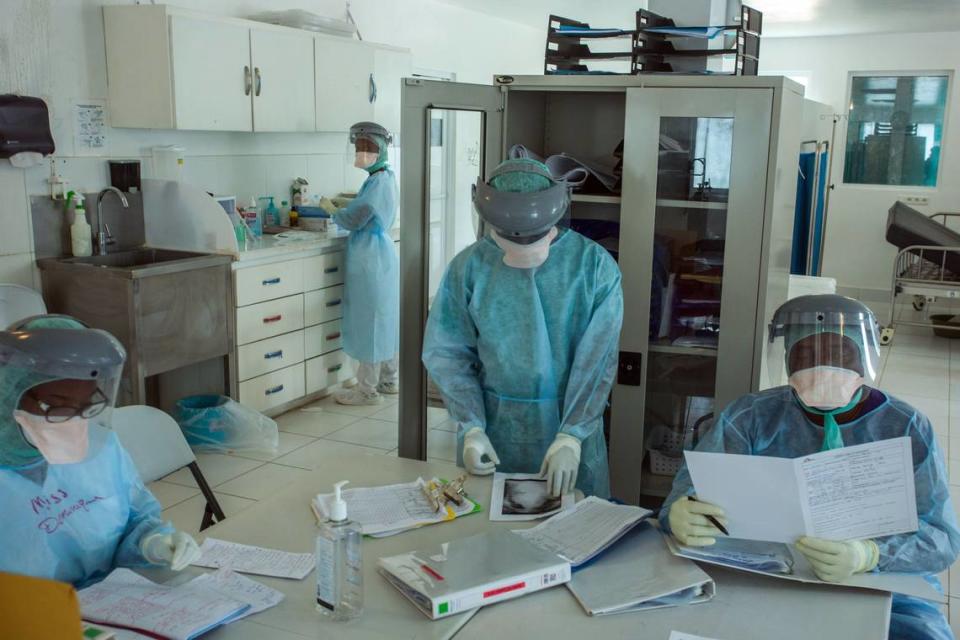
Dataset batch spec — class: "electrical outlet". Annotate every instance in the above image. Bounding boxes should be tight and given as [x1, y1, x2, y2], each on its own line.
[901, 195, 930, 206]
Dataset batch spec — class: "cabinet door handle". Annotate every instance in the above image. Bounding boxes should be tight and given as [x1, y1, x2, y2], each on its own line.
[264, 350, 283, 359]
[265, 384, 284, 396]
[369, 73, 377, 104]
[254, 67, 262, 96]
[263, 315, 282, 324]
[244, 65, 252, 96]
[262, 277, 281, 286]
[325, 299, 342, 307]
[324, 266, 339, 274]
[326, 332, 341, 341]
[328, 364, 343, 373]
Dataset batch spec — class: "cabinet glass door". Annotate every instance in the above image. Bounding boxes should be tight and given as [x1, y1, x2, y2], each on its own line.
[611, 88, 772, 505]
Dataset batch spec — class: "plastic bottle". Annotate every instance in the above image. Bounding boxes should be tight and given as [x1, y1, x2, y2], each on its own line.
[316, 481, 363, 621]
[243, 196, 262, 237]
[280, 200, 291, 227]
[265, 196, 280, 226]
[68, 192, 93, 257]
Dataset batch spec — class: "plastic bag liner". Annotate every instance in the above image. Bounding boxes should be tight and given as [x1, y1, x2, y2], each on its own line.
[175, 395, 279, 454]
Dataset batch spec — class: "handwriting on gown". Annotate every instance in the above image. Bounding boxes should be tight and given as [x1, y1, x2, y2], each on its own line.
[37, 495, 106, 534]
[31, 488, 69, 514]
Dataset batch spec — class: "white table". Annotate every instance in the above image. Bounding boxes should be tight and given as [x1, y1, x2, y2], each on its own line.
[148, 452, 891, 639]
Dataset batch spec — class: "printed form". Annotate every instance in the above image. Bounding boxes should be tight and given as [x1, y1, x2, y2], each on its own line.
[686, 437, 918, 543]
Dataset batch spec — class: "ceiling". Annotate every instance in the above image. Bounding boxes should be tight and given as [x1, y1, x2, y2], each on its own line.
[437, 0, 960, 38]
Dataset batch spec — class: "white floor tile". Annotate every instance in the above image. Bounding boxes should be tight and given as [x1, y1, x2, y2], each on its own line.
[301, 394, 395, 418]
[326, 418, 399, 450]
[272, 438, 387, 470]
[428, 407, 453, 428]
[949, 597, 960, 638]
[879, 370, 950, 400]
[433, 419, 457, 433]
[276, 409, 359, 437]
[950, 459, 960, 487]
[230, 431, 316, 462]
[886, 392, 949, 436]
[384, 448, 398, 457]
[147, 480, 200, 510]
[369, 403, 399, 423]
[883, 351, 950, 377]
[427, 429, 458, 463]
[214, 463, 313, 501]
[888, 333, 953, 357]
[161, 492, 256, 538]
[161, 453, 262, 489]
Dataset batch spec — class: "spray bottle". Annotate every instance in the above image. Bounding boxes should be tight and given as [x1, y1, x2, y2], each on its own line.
[66, 191, 92, 257]
[316, 480, 363, 620]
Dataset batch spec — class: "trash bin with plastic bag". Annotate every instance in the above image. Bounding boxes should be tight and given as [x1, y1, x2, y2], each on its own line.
[174, 395, 279, 454]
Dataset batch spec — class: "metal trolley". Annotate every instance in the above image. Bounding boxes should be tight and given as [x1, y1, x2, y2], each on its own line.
[882, 212, 960, 345]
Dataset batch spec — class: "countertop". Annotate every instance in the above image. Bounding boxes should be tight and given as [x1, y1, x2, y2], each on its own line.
[234, 227, 400, 268]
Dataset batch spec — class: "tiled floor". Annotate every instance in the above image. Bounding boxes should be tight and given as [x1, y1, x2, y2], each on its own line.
[149, 394, 457, 540]
[150, 302, 960, 633]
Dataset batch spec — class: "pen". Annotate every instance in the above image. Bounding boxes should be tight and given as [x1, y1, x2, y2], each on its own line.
[689, 496, 729, 536]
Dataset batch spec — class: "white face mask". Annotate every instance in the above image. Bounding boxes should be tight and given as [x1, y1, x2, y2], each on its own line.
[13, 411, 90, 464]
[491, 227, 558, 269]
[354, 151, 379, 169]
[788, 366, 864, 410]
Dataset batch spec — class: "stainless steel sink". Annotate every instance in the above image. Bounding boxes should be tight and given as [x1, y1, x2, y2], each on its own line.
[59, 248, 203, 268]
[41, 248, 231, 279]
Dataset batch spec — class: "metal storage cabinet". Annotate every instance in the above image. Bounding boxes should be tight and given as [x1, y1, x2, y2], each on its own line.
[399, 75, 803, 506]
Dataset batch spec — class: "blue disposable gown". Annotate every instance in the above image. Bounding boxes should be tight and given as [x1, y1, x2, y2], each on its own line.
[422, 229, 623, 498]
[0, 425, 171, 588]
[662, 386, 960, 640]
[333, 169, 399, 364]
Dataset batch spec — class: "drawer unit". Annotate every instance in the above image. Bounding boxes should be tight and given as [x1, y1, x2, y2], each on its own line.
[236, 295, 304, 345]
[305, 319, 342, 359]
[237, 330, 305, 381]
[235, 262, 304, 306]
[303, 251, 344, 290]
[238, 362, 305, 413]
[304, 285, 344, 326]
[306, 350, 351, 395]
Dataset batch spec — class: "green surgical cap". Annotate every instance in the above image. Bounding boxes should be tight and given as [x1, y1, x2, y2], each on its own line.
[489, 159, 553, 193]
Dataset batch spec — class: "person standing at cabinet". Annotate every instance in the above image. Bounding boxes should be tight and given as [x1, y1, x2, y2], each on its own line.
[333, 122, 400, 406]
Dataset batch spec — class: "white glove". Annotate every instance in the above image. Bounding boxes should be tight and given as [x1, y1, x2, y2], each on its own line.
[668, 495, 727, 547]
[141, 531, 202, 571]
[795, 536, 879, 582]
[539, 434, 581, 497]
[462, 427, 500, 476]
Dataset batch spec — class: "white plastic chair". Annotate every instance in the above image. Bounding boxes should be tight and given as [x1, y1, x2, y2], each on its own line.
[112, 405, 226, 530]
[0, 284, 47, 328]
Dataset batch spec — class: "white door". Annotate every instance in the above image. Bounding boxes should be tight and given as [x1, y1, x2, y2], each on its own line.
[373, 47, 412, 134]
[250, 29, 315, 132]
[315, 37, 374, 131]
[169, 16, 252, 131]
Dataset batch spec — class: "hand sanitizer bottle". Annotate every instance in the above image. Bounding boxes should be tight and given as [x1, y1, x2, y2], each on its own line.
[316, 480, 363, 620]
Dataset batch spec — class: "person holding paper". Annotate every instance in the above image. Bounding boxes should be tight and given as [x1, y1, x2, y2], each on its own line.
[422, 159, 623, 498]
[662, 295, 960, 640]
[0, 316, 201, 588]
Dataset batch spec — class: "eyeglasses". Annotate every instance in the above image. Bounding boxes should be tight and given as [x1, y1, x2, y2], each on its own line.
[27, 388, 109, 423]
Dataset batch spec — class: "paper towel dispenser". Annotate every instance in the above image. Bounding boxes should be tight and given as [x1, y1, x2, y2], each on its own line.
[0, 95, 55, 165]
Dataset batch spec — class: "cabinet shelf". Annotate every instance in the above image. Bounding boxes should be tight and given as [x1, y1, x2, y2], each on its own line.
[649, 344, 718, 357]
[571, 194, 622, 204]
[656, 198, 727, 210]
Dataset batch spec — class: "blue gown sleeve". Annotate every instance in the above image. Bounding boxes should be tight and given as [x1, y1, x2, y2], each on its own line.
[422, 258, 487, 431]
[333, 174, 387, 231]
[659, 409, 752, 534]
[559, 252, 624, 441]
[875, 414, 960, 573]
[110, 436, 173, 568]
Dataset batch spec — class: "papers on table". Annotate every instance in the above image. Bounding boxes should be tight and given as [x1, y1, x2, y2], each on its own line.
[490, 472, 574, 522]
[515, 496, 652, 566]
[191, 538, 314, 580]
[187, 569, 284, 621]
[685, 437, 918, 543]
[313, 477, 481, 536]
[78, 569, 250, 640]
[567, 522, 714, 615]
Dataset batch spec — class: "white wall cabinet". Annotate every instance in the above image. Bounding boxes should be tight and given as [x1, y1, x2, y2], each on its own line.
[104, 6, 408, 134]
[315, 38, 375, 131]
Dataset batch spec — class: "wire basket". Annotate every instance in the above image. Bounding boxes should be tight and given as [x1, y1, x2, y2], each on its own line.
[648, 447, 683, 476]
[645, 424, 686, 476]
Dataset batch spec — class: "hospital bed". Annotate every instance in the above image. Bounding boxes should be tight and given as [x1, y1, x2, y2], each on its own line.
[882, 201, 960, 344]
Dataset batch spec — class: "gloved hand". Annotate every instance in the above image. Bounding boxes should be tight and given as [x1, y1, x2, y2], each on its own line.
[462, 427, 500, 476]
[539, 434, 581, 497]
[668, 495, 727, 547]
[140, 531, 202, 571]
[795, 536, 879, 582]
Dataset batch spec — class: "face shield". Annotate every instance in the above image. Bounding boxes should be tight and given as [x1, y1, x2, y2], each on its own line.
[766, 295, 881, 391]
[346, 121, 394, 180]
[472, 159, 571, 244]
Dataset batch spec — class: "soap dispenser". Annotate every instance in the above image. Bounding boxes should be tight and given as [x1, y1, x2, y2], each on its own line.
[316, 480, 363, 620]
[67, 191, 92, 257]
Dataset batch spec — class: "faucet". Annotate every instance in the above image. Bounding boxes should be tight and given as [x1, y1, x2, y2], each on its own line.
[95, 187, 128, 256]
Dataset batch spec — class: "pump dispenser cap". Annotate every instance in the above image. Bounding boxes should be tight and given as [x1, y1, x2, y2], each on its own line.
[331, 480, 349, 521]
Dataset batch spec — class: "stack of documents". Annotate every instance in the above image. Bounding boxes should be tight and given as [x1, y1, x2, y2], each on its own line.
[314, 478, 480, 537]
[378, 530, 570, 620]
[191, 538, 314, 579]
[515, 496, 652, 567]
[567, 522, 715, 615]
[78, 568, 283, 640]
